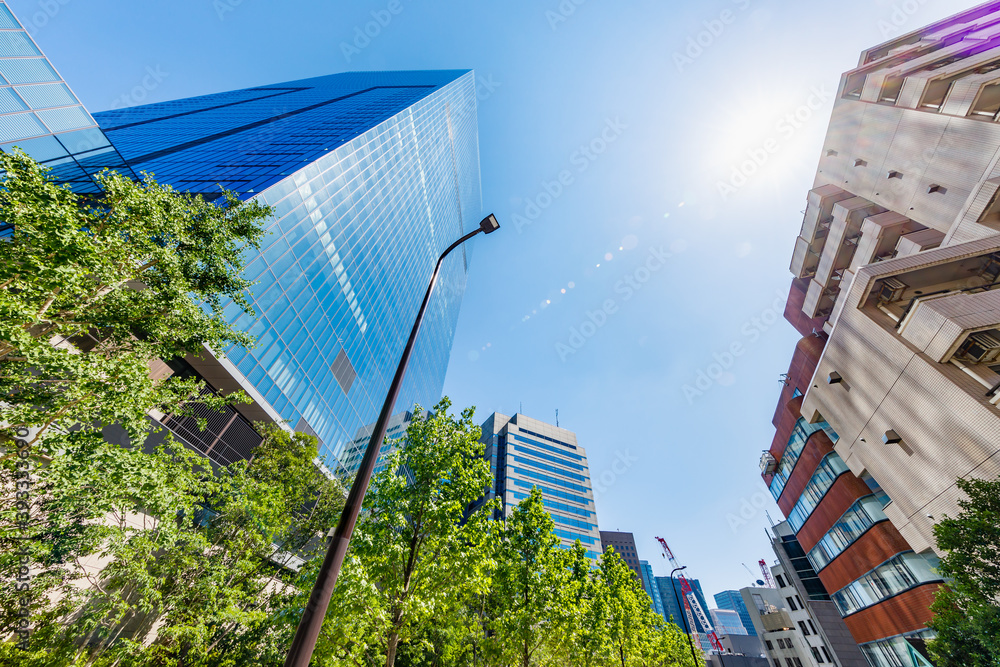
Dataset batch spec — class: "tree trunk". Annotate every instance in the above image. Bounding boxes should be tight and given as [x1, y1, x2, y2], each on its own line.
[385, 604, 405, 667]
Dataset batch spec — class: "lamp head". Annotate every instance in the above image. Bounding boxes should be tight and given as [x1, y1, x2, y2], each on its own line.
[479, 213, 500, 234]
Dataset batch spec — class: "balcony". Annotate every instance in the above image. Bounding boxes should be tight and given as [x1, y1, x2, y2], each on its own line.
[760, 609, 794, 632]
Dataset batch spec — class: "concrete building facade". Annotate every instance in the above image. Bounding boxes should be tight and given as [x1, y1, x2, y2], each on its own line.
[762, 3, 1000, 664]
[599, 530, 644, 581]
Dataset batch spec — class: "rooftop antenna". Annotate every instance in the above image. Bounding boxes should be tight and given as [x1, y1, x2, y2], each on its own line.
[765, 510, 776, 527]
[519, 401, 522, 415]
[556, 409, 559, 427]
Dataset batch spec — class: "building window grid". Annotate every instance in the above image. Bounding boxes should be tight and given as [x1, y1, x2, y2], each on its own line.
[787, 452, 850, 531]
[832, 552, 942, 616]
[769, 419, 839, 500]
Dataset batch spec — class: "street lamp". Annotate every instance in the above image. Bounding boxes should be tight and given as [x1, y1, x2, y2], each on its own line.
[284, 213, 501, 667]
[670, 566, 702, 667]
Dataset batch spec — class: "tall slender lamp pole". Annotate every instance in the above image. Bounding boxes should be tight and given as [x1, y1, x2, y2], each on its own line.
[284, 214, 501, 667]
[670, 566, 702, 667]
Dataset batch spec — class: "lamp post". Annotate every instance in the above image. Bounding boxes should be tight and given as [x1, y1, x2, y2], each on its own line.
[670, 566, 702, 667]
[284, 214, 501, 667]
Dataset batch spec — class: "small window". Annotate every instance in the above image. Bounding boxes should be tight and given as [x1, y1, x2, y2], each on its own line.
[786, 596, 798, 611]
[794, 659, 803, 667]
[822, 646, 833, 662]
[970, 82, 1000, 119]
[766, 640, 774, 651]
[785, 659, 796, 667]
[798, 621, 810, 635]
[776, 574, 787, 588]
[796, 595, 803, 608]
[808, 620, 817, 634]
[812, 647, 824, 663]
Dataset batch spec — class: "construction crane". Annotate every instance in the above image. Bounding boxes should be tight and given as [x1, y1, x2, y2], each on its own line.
[655, 536, 725, 654]
[759, 559, 777, 588]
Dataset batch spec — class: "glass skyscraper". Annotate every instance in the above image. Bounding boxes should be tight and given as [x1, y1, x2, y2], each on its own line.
[479, 413, 603, 561]
[714, 590, 758, 637]
[639, 560, 666, 620]
[0, 1, 483, 472]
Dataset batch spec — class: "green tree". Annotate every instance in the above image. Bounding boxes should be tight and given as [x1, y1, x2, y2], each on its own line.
[317, 399, 497, 667]
[592, 547, 661, 667]
[0, 148, 269, 452]
[929, 477, 1000, 667]
[486, 487, 571, 667]
[0, 424, 344, 666]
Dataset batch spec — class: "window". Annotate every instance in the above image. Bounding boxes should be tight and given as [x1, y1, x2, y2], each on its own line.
[796, 595, 803, 608]
[794, 659, 803, 667]
[822, 646, 833, 662]
[785, 659, 795, 667]
[786, 596, 798, 611]
[808, 620, 817, 635]
[798, 621, 810, 636]
[768, 419, 840, 500]
[765, 640, 774, 651]
[812, 647, 824, 663]
[808, 494, 892, 570]
[833, 552, 943, 616]
[776, 574, 787, 588]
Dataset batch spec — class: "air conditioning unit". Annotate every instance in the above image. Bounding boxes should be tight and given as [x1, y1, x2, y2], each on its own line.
[877, 277, 907, 304]
[760, 451, 777, 474]
[956, 332, 1000, 364]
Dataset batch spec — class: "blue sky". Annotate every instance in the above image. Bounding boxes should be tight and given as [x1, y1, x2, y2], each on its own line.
[14, 0, 973, 602]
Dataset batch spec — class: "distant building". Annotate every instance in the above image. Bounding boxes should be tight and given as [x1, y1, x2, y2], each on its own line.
[656, 574, 713, 651]
[599, 531, 644, 582]
[479, 413, 602, 561]
[715, 590, 757, 637]
[710, 608, 748, 636]
[336, 411, 415, 481]
[639, 560, 665, 620]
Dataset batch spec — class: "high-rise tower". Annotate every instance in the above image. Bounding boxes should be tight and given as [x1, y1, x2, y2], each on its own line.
[479, 412, 603, 561]
[1, 0, 484, 472]
[761, 2, 1000, 663]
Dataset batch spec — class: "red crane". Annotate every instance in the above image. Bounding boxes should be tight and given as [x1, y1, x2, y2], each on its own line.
[759, 559, 776, 588]
[655, 536, 725, 654]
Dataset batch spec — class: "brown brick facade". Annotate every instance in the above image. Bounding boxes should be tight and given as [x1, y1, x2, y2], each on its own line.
[842, 584, 940, 645]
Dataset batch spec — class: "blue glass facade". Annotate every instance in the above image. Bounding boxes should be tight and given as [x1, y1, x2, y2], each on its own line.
[1, 12, 484, 471]
[86, 70, 482, 470]
[714, 590, 758, 637]
[656, 576, 710, 632]
[639, 560, 666, 620]
[0, 0, 136, 216]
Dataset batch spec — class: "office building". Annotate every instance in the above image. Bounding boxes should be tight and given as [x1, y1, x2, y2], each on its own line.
[479, 413, 603, 560]
[741, 586, 824, 667]
[760, 3, 1000, 664]
[599, 530, 644, 582]
[715, 590, 759, 637]
[0, 0, 137, 236]
[336, 411, 415, 481]
[656, 574, 713, 650]
[711, 608, 748, 636]
[640, 560, 666, 619]
[769, 522, 868, 667]
[0, 0, 484, 472]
